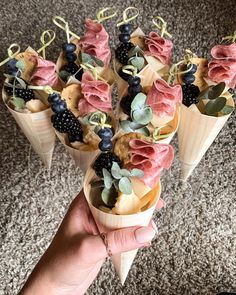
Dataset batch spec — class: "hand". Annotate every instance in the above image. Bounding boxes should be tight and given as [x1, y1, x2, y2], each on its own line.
[19, 190, 163, 295]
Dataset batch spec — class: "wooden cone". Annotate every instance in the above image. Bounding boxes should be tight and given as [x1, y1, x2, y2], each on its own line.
[56, 132, 98, 175]
[84, 168, 161, 284]
[178, 97, 234, 181]
[2, 91, 55, 168]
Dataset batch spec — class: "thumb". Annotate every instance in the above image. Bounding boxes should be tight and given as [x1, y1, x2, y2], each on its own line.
[85, 226, 156, 262]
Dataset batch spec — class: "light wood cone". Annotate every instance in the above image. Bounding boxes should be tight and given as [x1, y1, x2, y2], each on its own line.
[178, 97, 234, 181]
[84, 168, 161, 284]
[2, 90, 55, 169]
[56, 132, 98, 175]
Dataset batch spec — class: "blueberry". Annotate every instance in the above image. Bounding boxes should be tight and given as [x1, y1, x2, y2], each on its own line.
[48, 93, 62, 105]
[99, 140, 113, 152]
[119, 33, 130, 43]
[51, 100, 67, 113]
[6, 58, 18, 74]
[183, 74, 195, 85]
[68, 132, 83, 142]
[119, 23, 132, 34]
[66, 53, 77, 63]
[97, 128, 113, 140]
[128, 84, 142, 96]
[128, 76, 141, 86]
[184, 64, 197, 74]
[62, 43, 76, 53]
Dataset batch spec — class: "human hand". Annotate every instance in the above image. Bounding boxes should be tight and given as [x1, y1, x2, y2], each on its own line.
[20, 190, 163, 295]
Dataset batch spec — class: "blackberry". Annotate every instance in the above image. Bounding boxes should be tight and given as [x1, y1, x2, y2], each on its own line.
[51, 109, 83, 140]
[4, 79, 35, 102]
[62, 62, 79, 75]
[115, 42, 134, 65]
[68, 132, 83, 143]
[182, 84, 200, 107]
[93, 152, 122, 177]
[120, 95, 134, 115]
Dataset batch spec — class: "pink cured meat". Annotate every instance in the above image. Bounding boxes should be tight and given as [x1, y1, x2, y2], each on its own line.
[144, 31, 173, 65]
[79, 72, 112, 116]
[30, 56, 60, 88]
[208, 43, 236, 88]
[146, 78, 182, 117]
[127, 139, 174, 188]
[79, 18, 111, 66]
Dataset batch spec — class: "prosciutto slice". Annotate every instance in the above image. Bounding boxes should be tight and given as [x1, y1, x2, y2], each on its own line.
[79, 72, 112, 116]
[144, 32, 173, 65]
[208, 43, 236, 88]
[30, 56, 60, 88]
[79, 19, 111, 66]
[127, 139, 174, 188]
[146, 78, 182, 117]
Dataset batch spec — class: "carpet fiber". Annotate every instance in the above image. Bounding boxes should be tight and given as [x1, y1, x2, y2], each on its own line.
[0, 0, 236, 294]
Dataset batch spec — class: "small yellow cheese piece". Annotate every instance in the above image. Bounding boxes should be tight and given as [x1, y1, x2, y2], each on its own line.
[26, 99, 48, 113]
[151, 113, 174, 128]
[131, 178, 152, 199]
[113, 190, 142, 215]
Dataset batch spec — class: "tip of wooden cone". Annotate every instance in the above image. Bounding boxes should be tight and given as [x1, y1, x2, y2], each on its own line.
[180, 162, 197, 181]
[112, 250, 138, 285]
[38, 149, 54, 169]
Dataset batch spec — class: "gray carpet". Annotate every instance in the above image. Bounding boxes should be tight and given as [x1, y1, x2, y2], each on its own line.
[0, 0, 236, 294]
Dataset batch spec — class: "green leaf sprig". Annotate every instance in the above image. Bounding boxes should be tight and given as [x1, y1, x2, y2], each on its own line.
[99, 162, 144, 207]
[127, 45, 145, 71]
[198, 82, 234, 116]
[120, 93, 153, 135]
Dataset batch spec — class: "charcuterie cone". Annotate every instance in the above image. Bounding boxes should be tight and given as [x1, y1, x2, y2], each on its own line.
[178, 96, 234, 181]
[84, 168, 161, 284]
[2, 90, 55, 168]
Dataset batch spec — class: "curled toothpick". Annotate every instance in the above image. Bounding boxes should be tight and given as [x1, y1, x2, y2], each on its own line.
[89, 111, 111, 128]
[122, 65, 138, 76]
[117, 6, 139, 27]
[153, 16, 172, 38]
[95, 7, 117, 23]
[80, 63, 107, 82]
[0, 44, 21, 67]
[52, 16, 80, 43]
[37, 30, 56, 59]
[28, 85, 57, 94]
[222, 30, 236, 44]
[168, 49, 196, 84]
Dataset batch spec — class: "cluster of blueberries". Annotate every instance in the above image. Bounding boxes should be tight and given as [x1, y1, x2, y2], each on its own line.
[182, 64, 198, 84]
[61, 43, 83, 80]
[97, 127, 114, 152]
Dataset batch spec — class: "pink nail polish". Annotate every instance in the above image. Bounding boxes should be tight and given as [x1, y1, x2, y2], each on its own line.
[135, 227, 155, 244]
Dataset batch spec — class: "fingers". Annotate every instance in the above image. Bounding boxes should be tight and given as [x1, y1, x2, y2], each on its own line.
[155, 198, 166, 210]
[84, 225, 156, 262]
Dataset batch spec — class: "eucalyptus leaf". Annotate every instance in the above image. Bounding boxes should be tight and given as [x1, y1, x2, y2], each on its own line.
[111, 162, 122, 179]
[208, 82, 226, 100]
[135, 126, 150, 136]
[16, 60, 25, 71]
[132, 106, 153, 125]
[120, 120, 134, 132]
[101, 187, 118, 207]
[120, 169, 131, 177]
[15, 77, 27, 89]
[220, 104, 234, 115]
[198, 87, 209, 99]
[12, 97, 25, 109]
[102, 168, 113, 189]
[129, 56, 145, 71]
[205, 96, 227, 115]
[91, 55, 104, 67]
[118, 177, 132, 194]
[130, 168, 144, 178]
[59, 70, 70, 81]
[131, 93, 147, 110]
[81, 52, 94, 65]
[129, 121, 145, 129]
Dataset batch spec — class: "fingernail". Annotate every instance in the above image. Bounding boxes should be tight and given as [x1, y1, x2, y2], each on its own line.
[135, 227, 156, 244]
[151, 220, 158, 235]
